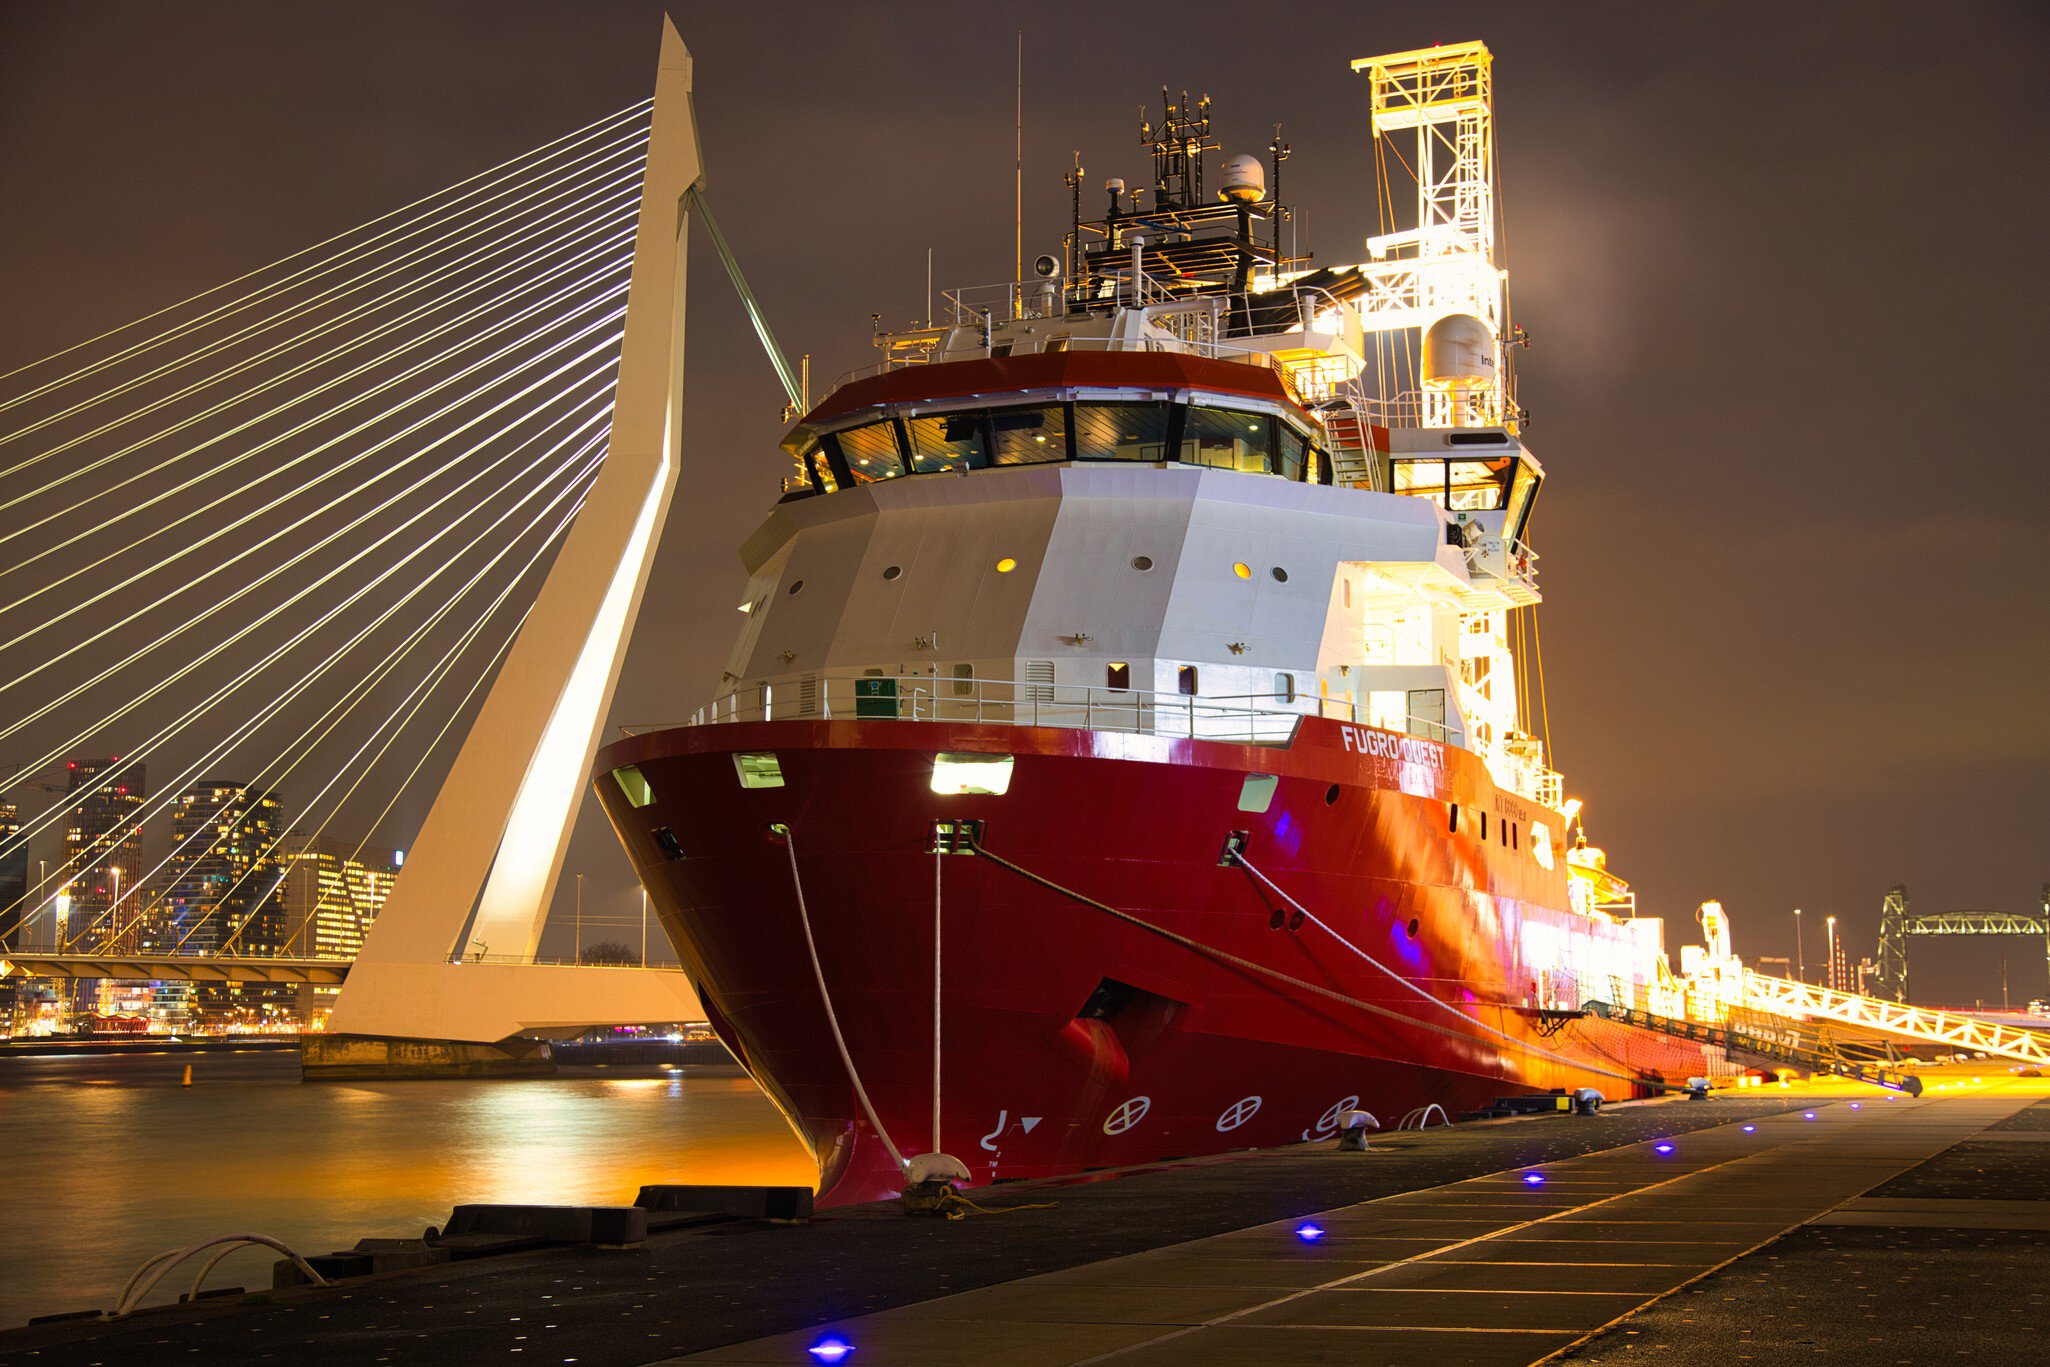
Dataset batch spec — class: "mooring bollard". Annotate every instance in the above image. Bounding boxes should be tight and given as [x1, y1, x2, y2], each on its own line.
[1335, 1109, 1381, 1151]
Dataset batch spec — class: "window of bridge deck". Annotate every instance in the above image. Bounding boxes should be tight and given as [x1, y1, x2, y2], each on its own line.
[990, 405, 1069, 464]
[1393, 457, 1448, 506]
[1275, 423, 1308, 482]
[1071, 402, 1172, 461]
[830, 420, 905, 482]
[1448, 456, 1514, 512]
[906, 412, 986, 473]
[1182, 406, 1272, 474]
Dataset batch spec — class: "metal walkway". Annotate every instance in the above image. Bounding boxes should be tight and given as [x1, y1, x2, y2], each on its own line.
[1741, 971, 2050, 1067]
[1581, 998, 1922, 1093]
[0, 952, 349, 985]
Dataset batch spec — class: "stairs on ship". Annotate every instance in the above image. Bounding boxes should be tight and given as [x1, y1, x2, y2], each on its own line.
[1321, 405, 1383, 491]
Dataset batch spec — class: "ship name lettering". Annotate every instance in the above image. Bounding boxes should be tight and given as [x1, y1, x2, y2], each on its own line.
[1338, 725, 1444, 768]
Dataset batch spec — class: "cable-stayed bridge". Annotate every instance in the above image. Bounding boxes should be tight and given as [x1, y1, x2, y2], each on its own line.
[0, 24, 717, 1053]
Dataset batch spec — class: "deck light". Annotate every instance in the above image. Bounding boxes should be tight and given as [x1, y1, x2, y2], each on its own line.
[1654, 1143, 1675, 1154]
[1295, 1223, 1325, 1242]
[1850, 1102, 1861, 1110]
[808, 1337, 855, 1363]
[1803, 1111, 1816, 1120]
[1742, 1124, 1756, 1133]
[1523, 1172, 1545, 1186]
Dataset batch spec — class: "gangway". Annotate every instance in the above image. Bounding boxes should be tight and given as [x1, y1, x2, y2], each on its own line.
[1741, 971, 2050, 1067]
[1582, 998, 1923, 1094]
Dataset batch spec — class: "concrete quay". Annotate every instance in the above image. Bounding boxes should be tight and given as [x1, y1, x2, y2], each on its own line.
[5, 1073, 2046, 1366]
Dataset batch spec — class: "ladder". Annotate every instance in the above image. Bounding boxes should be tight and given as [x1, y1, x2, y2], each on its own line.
[1321, 403, 1383, 491]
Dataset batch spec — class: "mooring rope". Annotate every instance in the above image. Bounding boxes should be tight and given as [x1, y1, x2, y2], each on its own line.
[775, 824, 908, 1172]
[967, 833, 1652, 1089]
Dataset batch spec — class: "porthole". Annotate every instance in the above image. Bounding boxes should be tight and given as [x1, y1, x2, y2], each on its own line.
[1232, 561, 1252, 580]
[882, 565, 902, 581]
[1131, 555, 1154, 572]
[995, 557, 1018, 573]
[787, 580, 804, 595]
[1406, 917, 1421, 939]
[1324, 783, 1341, 806]
[1271, 566, 1289, 583]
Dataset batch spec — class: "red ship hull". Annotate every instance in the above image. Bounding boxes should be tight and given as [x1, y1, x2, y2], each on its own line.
[593, 716, 1713, 1205]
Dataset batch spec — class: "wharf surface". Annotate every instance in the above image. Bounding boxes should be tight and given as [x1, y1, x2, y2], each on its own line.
[5, 1072, 2047, 1366]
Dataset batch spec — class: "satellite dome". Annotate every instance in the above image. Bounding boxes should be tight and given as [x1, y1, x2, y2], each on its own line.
[1218, 154, 1266, 203]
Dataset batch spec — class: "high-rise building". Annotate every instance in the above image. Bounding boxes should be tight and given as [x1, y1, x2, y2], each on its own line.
[59, 758, 146, 954]
[0, 800, 26, 952]
[272, 835, 399, 1027]
[145, 781, 287, 956]
[272, 835, 399, 959]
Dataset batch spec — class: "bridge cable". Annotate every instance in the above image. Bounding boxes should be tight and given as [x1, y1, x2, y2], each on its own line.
[0, 145, 645, 502]
[0, 345, 622, 821]
[0, 307, 627, 731]
[0, 224, 634, 624]
[0, 99, 650, 408]
[58, 416, 608, 950]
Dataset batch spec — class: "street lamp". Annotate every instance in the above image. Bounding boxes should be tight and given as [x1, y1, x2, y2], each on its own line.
[1826, 914, 1838, 993]
[1794, 908, 1805, 983]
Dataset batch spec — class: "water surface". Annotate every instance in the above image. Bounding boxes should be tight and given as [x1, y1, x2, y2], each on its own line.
[0, 1048, 813, 1327]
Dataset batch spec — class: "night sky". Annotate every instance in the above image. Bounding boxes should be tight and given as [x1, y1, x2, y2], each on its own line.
[3, 2, 2046, 1004]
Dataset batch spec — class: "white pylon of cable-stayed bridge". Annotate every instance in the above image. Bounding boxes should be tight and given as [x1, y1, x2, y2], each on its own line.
[329, 19, 701, 1041]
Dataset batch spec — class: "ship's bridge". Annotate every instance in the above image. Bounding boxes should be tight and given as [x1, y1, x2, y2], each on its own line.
[777, 350, 1344, 495]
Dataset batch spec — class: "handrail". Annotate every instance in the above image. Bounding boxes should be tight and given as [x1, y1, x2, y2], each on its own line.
[111, 1233, 327, 1318]
[643, 673, 1482, 756]
[1741, 971, 2050, 1066]
[829, 331, 1313, 397]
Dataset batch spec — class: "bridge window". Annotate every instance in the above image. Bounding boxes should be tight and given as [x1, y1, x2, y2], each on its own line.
[831, 421, 905, 481]
[951, 663, 975, 696]
[805, 448, 842, 493]
[1178, 665, 1199, 695]
[1183, 407, 1272, 474]
[1450, 457, 1513, 511]
[1393, 457, 1447, 506]
[1106, 661, 1131, 690]
[1071, 402, 1172, 460]
[1273, 672, 1295, 703]
[990, 405, 1068, 464]
[1275, 424, 1307, 481]
[906, 412, 986, 473]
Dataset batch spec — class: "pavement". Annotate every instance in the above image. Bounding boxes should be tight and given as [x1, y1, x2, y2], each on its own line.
[5, 1070, 2046, 1366]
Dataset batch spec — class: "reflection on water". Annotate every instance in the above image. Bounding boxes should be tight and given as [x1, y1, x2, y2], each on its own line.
[0, 1049, 815, 1327]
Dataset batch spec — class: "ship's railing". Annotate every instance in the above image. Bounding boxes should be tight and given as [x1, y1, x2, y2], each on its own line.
[829, 331, 1309, 401]
[1361, 386, 1520, 433]
[675, 674, 1337, 744]
[833, 276, 1371, 406]
[627, 675, 1590, 807]
[657, 677, 1478, 753]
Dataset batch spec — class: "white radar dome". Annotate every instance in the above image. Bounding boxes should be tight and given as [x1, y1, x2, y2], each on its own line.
[1423, 313, 1498, 387]
[1218, 154, 1266, 203]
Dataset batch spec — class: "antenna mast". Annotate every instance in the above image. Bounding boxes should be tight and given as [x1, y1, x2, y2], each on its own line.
[1014, 31, 1024, 301]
